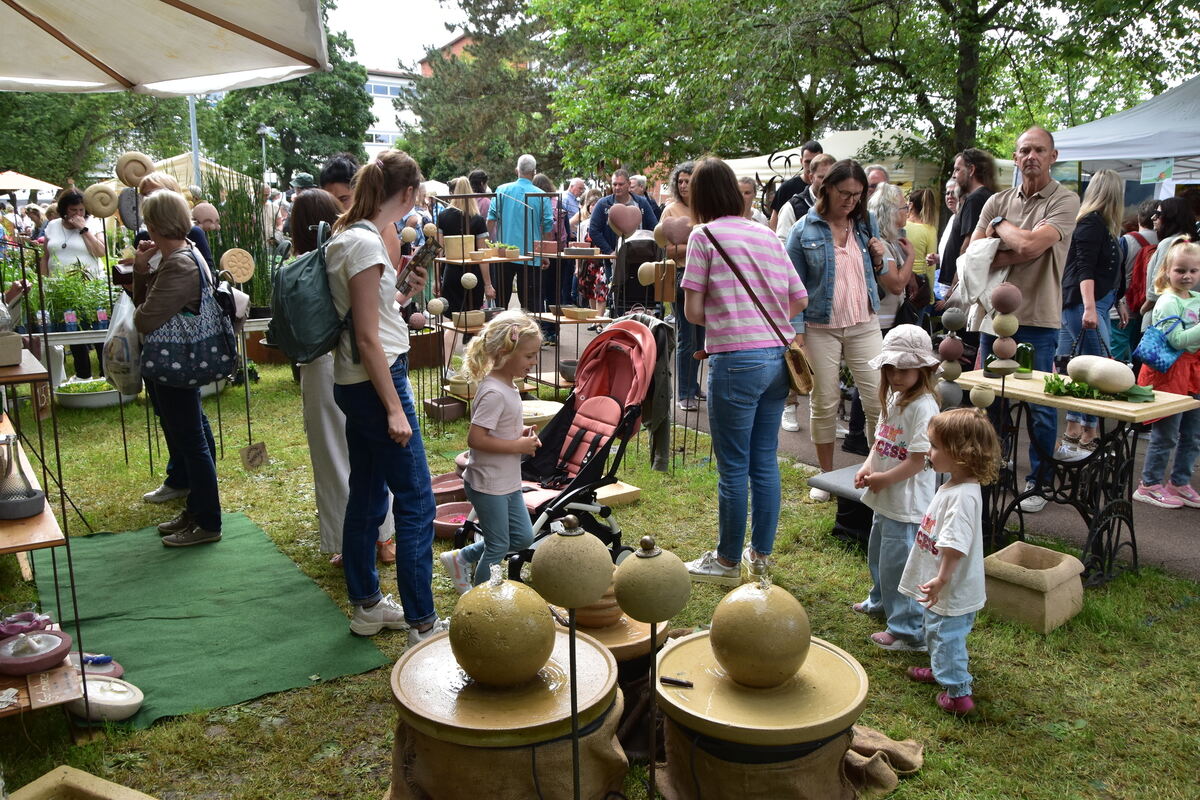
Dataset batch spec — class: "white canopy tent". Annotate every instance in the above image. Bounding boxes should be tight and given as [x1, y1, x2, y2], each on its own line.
[1053, 74, 1200, 186]
[95, 152, 255, 192]
[0, 170, 61, 195]
[0, 0, 328, 96]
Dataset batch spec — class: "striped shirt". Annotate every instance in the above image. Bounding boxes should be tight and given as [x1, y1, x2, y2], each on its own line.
[681, 216, 807, 353]
[812, 236, 872, 330]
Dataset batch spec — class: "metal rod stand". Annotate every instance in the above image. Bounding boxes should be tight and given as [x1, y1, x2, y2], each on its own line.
[569, 607, 581, 800]
[648, 619, 658, 798]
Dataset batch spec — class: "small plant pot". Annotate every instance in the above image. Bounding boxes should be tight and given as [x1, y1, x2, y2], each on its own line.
[559, 359, 578, 383]
[984, 541, 1085, 634]
[423, 395, 466, 422]
[431, 472, 467, 504]
[434, 501, 474, 540]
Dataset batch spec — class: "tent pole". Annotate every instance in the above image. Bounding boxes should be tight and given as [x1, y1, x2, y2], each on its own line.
[189, 96, 202, 186]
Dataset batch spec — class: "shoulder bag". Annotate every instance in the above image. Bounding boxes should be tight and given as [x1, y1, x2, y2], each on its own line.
[1133, 315, 1185, 374]
[142, 249, 237, 388]
[700, 225, 814, 395]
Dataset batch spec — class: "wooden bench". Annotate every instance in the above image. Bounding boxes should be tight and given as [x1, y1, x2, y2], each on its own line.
[806, 465, 871, 548]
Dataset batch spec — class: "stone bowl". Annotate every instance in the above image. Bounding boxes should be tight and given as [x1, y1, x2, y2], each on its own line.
[432, 472, 467, 504]
[559, 359, 578, 383]
[434, 501, 473, 540]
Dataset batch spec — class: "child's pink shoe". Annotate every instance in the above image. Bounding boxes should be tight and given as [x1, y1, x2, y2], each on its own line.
[1133, 483, 1183, 509]
[936, 691, 975, 715]
[1168, 483, 1200, 508]
[869, 631, 927, 652]
[906, 666, 936, 684]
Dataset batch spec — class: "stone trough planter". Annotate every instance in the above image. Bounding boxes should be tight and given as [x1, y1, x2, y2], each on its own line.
[984, 541, 1084, 634]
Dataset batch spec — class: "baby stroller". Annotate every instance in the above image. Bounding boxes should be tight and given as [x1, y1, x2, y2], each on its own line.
[455, 318, 658, 573]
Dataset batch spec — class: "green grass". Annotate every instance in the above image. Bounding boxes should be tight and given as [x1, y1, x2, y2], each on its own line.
[2, 363, 1199, 799]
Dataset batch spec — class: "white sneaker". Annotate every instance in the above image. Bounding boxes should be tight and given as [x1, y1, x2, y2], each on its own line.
[408, 617, 449, 645]
[439, 549, 475, 595]
[1018, 481, 1048, 513]
[809, 487, 831, 502]
[741, 546, 769, 576]
[1054, 443, 1087, 462]
[143, 483, 189, 503]
[685, 551, 741, 586]
[349, 594, 409, 636]
[781, 404, 800, 432]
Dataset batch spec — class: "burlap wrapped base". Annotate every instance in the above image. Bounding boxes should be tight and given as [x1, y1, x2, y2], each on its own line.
[386, 689, 627, 800]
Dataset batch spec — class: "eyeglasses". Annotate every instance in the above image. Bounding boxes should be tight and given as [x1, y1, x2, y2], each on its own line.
[1152, 210, 1163, 218]
[833, 188, 860, 203]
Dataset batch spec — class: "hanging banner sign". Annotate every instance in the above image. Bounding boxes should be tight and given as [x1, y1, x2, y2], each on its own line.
[1141, 158, 1174, 184]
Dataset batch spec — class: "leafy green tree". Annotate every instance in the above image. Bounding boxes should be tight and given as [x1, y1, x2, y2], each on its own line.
[0, 93, 191, 189]
[397, 0, 562, 183]
[201, 30, 373, 186]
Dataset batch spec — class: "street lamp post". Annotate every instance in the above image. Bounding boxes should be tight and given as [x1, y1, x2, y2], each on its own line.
[256, 124, 274, 186]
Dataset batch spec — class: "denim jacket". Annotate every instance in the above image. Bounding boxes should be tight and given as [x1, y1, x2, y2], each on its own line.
[785, 208, 882, 333]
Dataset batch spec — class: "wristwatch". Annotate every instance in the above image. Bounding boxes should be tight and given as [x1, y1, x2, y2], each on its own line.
[989, 215, 1006, 233]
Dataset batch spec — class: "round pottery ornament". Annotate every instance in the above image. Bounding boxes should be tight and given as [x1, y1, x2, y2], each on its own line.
[709, 575, 810, 688]
[460, 271, 479, 290]
[653, 223, 669, 248]
[614, 536, 691, 624]
[941, 306, 967, 332]
[530, 515, 613, 609]
[450, 566, 556, 687]
[936, 380, 963, 409]
[220, 248, 255, 284]
[969, 385, 996, 408]
[117, 187, 140, 229]
[66, 675, 143, 721]
[607, 204, 642, 239]
[938, 336, 964, 363]
[83, 184, 119, 218]
[423, 222, 438, 239]
[401, 226, 418, 244]
[939, 360, 962, 382]
[426, 297, 447, 317]
[992, 336, 1018, 360]
[661, 216, 693, 245]
[115, 151, 154, 187]
[990, 282, 1023, 315]
[637, 262, 658, 286]
[408, 311, 427, 329]
[987, 358, 1019, 377]
[992, 313, 1019, 338]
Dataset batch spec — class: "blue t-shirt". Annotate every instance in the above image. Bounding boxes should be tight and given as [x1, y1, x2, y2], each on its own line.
[487, 177, 554, 264]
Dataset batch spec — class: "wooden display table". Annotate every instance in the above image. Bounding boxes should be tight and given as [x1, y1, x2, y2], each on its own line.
[958, 369, 1200, 584]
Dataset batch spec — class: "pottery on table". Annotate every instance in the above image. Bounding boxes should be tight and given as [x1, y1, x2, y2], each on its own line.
[0, 630, 73, 676]
[709, 578, 810, 689]
[559, 359, 578, 383]
[0, 603, 50, 636]
[424, 396, 466, 422]
[530, 516, 614, 609]
[434, 501, 473, 540]
[431, 472, 467, 503]
[450, 570, 556, 686]
[613, 536, 691, 624]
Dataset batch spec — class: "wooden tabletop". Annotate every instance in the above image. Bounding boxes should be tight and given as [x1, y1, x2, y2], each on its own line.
[957, 370, 1200, 423]
[0, 350, 49, 385]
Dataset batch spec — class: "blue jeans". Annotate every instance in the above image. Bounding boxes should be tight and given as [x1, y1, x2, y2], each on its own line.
[675, 284, 706, 400]
[924, 609, 976, 697]
[707, 346, 789, 562]
[1141, 402, 1200, 487]
[462, 482, 534, 585]
[148, 382, 221, 531]
[1057, 292, 1115, 426]
[333, 354, 437, 625]
[863, 514, 924, 644]
[147, 381, 215, 490]
[981, 325, 1058, 486]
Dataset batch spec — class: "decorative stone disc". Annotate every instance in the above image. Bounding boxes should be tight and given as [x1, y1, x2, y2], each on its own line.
[220, 248, 255, 284]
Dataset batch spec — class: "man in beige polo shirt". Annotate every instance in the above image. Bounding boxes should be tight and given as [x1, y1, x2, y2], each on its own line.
[970, 126, 1080, 512]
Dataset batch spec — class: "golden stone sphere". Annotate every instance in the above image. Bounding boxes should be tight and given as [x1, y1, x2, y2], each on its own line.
[530, 517, 613, 609]
[460, 272, 479, 290]
[992, 313, 1019, 338]
[423, 222, 439, 239]
[709, 578, 811, 688]
[614, 536, 691, 624]
[970, 385, 996, 408]
[450, 573, 555, 687]
[400, 226, 417, 244]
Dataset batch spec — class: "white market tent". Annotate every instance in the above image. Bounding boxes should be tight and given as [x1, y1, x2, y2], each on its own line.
[0, 170, 61, 195]
[724, 129, 1016, 189]
[95, 152, 255, 192]
[0, 0, 328, 96]
[1053, 74, 1200, 184]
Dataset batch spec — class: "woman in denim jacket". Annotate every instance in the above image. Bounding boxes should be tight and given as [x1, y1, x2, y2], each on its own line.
[786, 160, 905, 499]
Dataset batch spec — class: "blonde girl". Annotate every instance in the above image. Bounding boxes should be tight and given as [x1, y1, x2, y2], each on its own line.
[441, 311, 543, 590]
[899, 408, 1000, 715]
[853, 325, 941, 652]
[1133, 239, 1200, 509]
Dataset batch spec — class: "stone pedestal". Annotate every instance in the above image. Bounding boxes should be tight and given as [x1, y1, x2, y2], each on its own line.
[10, 766, 157, 800]
[984, 541, 1084, 634]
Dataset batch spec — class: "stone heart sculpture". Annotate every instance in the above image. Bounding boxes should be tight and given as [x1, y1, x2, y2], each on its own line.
[662, 216, 693, 245]
[608, 203, 642, 238]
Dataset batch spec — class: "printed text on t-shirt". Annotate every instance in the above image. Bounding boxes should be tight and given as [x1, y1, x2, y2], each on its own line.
[916, 512, 939, 555]
[874, 422, 909, 461]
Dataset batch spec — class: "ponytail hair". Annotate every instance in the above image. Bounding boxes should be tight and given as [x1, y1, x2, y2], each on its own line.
[335, 149, 422, 233]
[458, 310, 542, 382]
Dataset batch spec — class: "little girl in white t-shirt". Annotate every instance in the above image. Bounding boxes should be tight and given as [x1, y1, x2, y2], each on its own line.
[440, 311, 542, 591]
[898, 408, 1001, 715]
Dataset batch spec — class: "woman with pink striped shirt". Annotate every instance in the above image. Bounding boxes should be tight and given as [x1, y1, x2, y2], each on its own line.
[680, 157, 809, 584]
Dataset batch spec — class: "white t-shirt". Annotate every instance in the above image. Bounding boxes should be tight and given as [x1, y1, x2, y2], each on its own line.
[325, 221, 409, 385]
[463, 375, 524, 495]
[44, 217, 104, 278]
[898, 482, 986, 617]
[862, 393, 938, 523]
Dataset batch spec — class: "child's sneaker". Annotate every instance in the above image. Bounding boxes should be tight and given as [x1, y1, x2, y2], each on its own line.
[439, 549, 474, 595]
[906, 666, 936, 684]
[936, 691, 975, 715]
[1168, 483, 1200, 508]
[869, 631, 927, 652]
[685, 551, 741, 586]
[1133, 483, 1183, 509]
[852, 601, 884, 618]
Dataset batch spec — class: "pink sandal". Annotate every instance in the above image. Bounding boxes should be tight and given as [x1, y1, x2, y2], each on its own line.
[936, 691, 975, 715]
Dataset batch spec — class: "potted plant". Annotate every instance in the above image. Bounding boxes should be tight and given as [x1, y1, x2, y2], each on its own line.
[54, 378, 138, 409]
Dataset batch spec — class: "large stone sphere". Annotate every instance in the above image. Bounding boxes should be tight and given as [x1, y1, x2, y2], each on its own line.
[460, 271, 479, 290]
[614, 537, 691, 624]
[450, 578, 555, 687]
[530, 522, 614, 609]
[990, 282, 1023, 315]
[710, 580, 810, 688]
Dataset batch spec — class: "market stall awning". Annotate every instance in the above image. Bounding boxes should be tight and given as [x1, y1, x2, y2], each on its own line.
[0, 170, 61, 194]
[0, 0, 329, 96]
